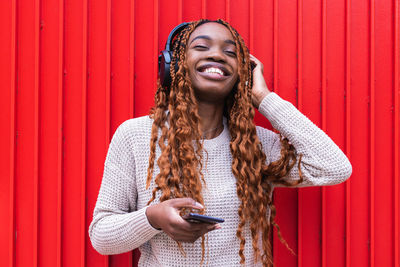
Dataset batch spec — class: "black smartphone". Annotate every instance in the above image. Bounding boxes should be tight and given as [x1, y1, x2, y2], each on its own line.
[183, 213, 224, 224]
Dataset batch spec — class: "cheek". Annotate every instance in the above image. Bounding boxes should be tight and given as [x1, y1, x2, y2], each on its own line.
[185, 57, 197, 78]
[231, 68, 239, 84]
[231, 61, 239, 78]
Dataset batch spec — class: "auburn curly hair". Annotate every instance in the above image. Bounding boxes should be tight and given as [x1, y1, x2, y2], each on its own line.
[146, 19, 303, 266]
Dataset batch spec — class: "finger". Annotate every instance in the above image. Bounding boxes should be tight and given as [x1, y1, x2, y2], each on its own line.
[197, 224, 221, 237]
[174, 224, 221, 243]
[168, 224, 207, 242]
[168, 198, 204, 210]
[177, 220, 217, 235]
[249, 54, 260, 63]
[191, 222, 221, 233]
[184, 222, 215, 231]
[174, 216, 212, 232]
[176, 229, 210, 243]
[249, 55, 263, 71]
[213, 223, 221, 229]
[166, 230, 198, 243]
[249, 55, 258, 65]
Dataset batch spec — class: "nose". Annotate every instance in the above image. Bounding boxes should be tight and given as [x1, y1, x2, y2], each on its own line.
[206, 47, 226, 63]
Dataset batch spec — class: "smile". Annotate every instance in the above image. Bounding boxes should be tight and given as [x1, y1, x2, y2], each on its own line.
[197, 63, 231, 81]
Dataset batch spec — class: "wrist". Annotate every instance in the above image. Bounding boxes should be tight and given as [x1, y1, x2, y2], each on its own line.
[253, 90, 270, 109]
[146, 205, 161, 230]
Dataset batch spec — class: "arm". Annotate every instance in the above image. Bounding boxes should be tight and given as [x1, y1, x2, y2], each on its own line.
[250, 54, 352, 187]
[258, 93, 352, 187]
[88, 121, 161, 255]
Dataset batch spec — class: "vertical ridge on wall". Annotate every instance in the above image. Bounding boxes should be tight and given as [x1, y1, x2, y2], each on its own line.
[39, 0, 63, 263]
[108, 0, 134, 267]
[105, 0, 111, 265]
[297, 0, 303, 109]
[34, 0, 40, 265]
[369, 0, 375, 265]
[154, 0, 159, 95]
[395, 0, 399, 265]
[299, 0, 323, 263]
[130, 0, 135, 117]
[57, 0, 64, 265]
[206, 0, 225, 21]
[321, 0, 327, 264]
[374, 0, 394, 264]
[326, 0, 347, 265]
[81, 0, 88, 265]
[230, 1, 249, 45]
[85, 0, 111, 264]
[350, 0, 370, 264]
[10, 0, 16, 265]
[273, 0, 299, 265]
[0, 0, 17, 265]
[129, 1, 135, 263]
[297, 0, 303, 266]
[226, 0, 230, 22]
[249, 0, 254, 52]
[62, 0, 89, 265]
[178, 0, 183, 22]
[109, 0, 135, 265]
[106, 0, 111, 157]
[273, 0, 278, 94]
[104, 6, 111, 262]
[345, 0, 351, 265]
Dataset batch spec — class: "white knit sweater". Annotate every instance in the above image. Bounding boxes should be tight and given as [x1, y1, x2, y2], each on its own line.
[88, 93, 352, 266]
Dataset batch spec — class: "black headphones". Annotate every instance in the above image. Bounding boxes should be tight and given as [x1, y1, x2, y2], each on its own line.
[158, 22, 189, 89]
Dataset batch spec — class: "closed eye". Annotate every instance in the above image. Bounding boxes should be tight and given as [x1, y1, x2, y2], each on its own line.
[194, 45, 208, 50]
[225, 51, 236, 57]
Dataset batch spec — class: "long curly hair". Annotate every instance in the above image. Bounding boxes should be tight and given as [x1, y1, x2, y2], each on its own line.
[146, 19, 303, 266]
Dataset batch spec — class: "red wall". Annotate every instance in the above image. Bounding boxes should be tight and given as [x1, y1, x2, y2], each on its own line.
[0, 0, 399, 266]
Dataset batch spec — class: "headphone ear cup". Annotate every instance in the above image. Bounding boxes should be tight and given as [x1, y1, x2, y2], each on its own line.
[159, 50, 172, 88]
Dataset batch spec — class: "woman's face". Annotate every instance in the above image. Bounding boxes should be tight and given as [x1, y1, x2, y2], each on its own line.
[185, 22, 239, 103]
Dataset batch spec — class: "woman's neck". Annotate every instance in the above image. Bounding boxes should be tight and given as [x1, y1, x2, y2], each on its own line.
[197, 101, 225, 139]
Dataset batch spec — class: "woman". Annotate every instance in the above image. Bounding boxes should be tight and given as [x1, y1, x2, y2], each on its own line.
[89, 19, 352, 266]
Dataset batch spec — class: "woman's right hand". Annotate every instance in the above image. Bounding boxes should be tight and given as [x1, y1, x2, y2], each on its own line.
[145, 198, 221, 243]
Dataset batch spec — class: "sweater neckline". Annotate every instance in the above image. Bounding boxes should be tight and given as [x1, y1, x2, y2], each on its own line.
[163, 111, 231, 150]
[202, 117, 230, 150]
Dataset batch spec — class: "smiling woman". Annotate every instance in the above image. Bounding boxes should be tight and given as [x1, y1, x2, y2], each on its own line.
[88, 19, 352, 267]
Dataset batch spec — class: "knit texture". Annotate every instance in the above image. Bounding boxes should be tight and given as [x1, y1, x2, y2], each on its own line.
[88, 92, 352, 266]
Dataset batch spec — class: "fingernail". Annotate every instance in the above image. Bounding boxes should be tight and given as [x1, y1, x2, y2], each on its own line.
[194, 202, 204, 209]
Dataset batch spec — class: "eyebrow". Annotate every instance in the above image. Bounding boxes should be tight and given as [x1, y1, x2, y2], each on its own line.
[190, 35, 236, 46]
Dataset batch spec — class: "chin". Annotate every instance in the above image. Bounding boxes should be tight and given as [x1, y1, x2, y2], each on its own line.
[193, 87, 233, 104]
[189, 72, 238, 102]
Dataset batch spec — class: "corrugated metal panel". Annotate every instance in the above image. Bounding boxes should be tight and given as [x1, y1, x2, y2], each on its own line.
[0, 0, 398, 266]
[395, 2, 399, 267]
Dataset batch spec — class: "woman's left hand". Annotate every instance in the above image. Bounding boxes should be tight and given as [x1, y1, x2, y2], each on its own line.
[249, 54, 271, 108]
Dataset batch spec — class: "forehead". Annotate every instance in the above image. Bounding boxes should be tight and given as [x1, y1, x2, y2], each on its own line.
[188, 22, 235, 42]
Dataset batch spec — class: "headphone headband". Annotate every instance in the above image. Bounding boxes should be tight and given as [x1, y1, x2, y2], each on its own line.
[165, 22, 190, 51]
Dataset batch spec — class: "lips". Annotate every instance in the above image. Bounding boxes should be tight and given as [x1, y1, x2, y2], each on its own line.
[196, 63, 232, 81]
[197, 63, 230, 76]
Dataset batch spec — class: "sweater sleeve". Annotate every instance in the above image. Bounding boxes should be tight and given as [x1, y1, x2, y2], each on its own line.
[88, 121, 161, 255]
[258, 92, 352, 187]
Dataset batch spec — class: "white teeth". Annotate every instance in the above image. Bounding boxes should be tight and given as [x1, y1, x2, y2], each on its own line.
[204, 67, 224, 76]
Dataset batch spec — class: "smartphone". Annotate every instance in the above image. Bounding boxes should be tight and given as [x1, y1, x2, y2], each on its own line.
[183, 213, 224, 224]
